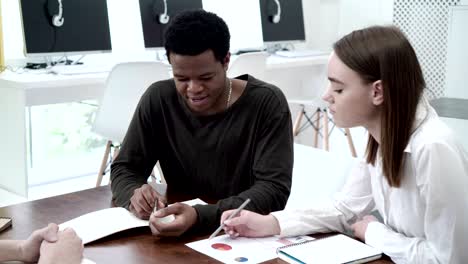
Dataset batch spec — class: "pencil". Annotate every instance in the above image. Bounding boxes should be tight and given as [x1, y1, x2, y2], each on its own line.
[208, 198, 251, 240]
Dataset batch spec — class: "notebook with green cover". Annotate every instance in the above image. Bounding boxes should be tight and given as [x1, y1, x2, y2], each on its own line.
[276, 234, 382, 264]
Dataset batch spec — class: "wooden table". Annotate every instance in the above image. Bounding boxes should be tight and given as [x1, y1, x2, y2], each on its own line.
[0, 186, 393, 263]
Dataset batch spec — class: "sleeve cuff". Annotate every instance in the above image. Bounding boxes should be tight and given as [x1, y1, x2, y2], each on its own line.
[365, 221, 387, 249]
[271, 210, 300, 237]
[193, 204, 219, 233]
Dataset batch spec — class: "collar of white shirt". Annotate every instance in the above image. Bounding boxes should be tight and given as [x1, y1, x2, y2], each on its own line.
[403, 96, 433, 153]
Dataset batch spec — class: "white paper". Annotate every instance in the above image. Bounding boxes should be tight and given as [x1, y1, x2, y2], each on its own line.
[59, 207, 148, 244]
[60, 198, 207, 244]
[186, 234, 314, 264]
[278, 234, 382, 263]
[81, 258, 96, 264]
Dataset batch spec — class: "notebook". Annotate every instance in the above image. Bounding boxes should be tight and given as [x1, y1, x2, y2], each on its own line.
[276, 234, 382, 264]
[59, 198, 206, 244]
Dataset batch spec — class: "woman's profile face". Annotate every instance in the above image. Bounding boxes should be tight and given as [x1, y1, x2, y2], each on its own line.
[322, 52, 381, 129]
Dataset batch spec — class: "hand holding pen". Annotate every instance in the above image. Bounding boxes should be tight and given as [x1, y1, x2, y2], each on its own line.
[129, 184, 167, 220]
[219, 199, 281, 238]
[209, 199, 251, 239]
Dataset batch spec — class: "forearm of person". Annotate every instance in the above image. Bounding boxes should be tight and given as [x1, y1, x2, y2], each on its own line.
[365, 222, 452, 264]
[0, 240, 22, 262]
[110, 162, 147, 208]
[271, 204, 350, 237]
[110, 94, 159, 208]
[274, 160, 376, 237]
[193, 177, 291, 232]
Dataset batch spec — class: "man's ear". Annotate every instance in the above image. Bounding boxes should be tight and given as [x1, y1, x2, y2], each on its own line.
[223, 52, 231, 71]
[372, 80, 384, 106]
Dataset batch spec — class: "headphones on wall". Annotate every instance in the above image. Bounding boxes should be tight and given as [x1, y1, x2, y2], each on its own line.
[52, 0, 64, 27]
[271, 0, 281, 24]
[158, 0, 170, 24]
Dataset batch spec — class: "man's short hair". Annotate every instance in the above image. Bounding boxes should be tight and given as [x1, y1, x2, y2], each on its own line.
[164, 9, 230, 63]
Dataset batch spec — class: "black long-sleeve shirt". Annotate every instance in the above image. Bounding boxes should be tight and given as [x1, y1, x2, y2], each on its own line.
[111, 74, 293, 233]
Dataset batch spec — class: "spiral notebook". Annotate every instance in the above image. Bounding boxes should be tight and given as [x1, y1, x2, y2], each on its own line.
[276, 234, 382, 264]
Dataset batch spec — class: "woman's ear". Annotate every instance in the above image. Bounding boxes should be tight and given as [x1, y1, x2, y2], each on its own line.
[372, 80, 384, 106]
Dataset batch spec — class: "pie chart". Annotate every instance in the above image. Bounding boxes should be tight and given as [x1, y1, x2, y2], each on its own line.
[234, 257, 249, 262]
[211, 243, 232, 251]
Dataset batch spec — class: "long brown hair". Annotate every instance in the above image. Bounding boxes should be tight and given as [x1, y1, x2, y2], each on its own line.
[333, 26, 425, 187]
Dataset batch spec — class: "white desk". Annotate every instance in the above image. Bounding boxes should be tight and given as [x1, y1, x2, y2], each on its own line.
[0, 71, 107, 196]
[267, 54, 328, 70]
[0, 54, 328, 197]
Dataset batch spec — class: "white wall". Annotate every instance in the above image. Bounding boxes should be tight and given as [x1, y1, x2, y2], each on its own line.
[1, 0, 23, 63]
[445, 5, 468, 99]
[203, 0, 264, 51]
[338, 0, 394, 38]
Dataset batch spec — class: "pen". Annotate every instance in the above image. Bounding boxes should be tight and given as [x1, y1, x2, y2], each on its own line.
[208, 198, 251, 240]
[153, 198, 160, 213]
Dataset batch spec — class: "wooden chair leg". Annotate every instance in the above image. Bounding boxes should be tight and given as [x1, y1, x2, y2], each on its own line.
[313, 108, 321, 148]
[293, 106, 304, 136]
[323, 109, 329, 151]
[344, 128, 357, 157]
[96, 140, 112, 187]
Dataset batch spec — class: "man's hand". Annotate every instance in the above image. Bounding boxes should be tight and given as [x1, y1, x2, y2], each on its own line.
[129, 184, 166, 219]
[18, 223, 59, 262]
[39, 228, 83, 264]
[350, 215, 378, 241]
[149, 203, 198, 237]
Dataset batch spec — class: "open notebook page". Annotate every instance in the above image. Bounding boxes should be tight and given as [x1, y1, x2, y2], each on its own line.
[59, 198, 206, 244]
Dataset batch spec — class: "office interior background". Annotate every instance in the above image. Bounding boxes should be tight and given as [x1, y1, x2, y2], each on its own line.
[1, 0, 467, 206]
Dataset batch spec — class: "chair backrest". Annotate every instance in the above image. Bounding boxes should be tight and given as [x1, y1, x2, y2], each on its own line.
[228, 52, 268, 80]
[285, 143, 358, 210]
[93, 62, 171, 143]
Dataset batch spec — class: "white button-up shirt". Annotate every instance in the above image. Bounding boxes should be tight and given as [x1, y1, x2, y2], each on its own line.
[273, 100, 468, 263]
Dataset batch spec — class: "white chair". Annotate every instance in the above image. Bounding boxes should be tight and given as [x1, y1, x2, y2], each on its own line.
[286, 143, 358, 209]
[93, 62, 171, 187]
[287, 66, 357, 157]
[228, 52, 269, 79]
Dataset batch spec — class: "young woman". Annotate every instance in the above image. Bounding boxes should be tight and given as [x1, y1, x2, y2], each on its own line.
[220, 26, 468, 263]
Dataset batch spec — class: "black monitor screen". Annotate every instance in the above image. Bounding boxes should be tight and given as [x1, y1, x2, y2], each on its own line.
[20, 0, 112, 56]
[139, 0, 203, 48]
[259, 0, 306, 43]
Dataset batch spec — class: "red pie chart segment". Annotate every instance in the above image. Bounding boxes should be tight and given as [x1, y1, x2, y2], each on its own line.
[211, 243, 233, 251]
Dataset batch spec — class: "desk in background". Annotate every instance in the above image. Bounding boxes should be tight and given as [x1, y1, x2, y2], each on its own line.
[0, 185, 392, 264]
[430, 97, 468, 120]
[0, 54, 328, 197]
[430, 97, 468, 151]
[0, 71, 107, 197]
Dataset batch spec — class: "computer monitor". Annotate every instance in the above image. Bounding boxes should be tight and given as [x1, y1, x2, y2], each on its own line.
[20, 0, 112, 57]
[139, 0, 203, 49]
[259, 0, 306, 43]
